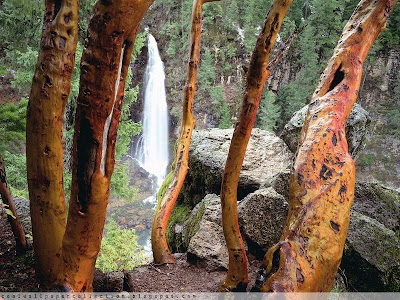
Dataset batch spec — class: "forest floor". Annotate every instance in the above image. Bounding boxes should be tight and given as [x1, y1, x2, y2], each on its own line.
[0, 211, 261, 292]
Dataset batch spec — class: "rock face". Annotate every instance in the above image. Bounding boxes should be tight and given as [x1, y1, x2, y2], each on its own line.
[341, 183, 400, 291]
[238, 188, 288, 258]
[281, 103, 371, 157]
[179, 128, 293, 205]
[342, 211, 400, 291]
[186, 194, 228, 270]
[169, 127, 399, 291]
[13, 198, 31, 234]
[177, 175, 400, 290]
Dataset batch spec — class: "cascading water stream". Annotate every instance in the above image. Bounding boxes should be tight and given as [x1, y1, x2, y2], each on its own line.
[132, 34, 169, 253]
[136, 34, 169, 189]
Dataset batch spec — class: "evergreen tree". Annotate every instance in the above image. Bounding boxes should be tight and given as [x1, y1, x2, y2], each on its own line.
[256, 91, 280, 132]
[210, 86, 231, 129]
[222, 0, 239, 31]
[198, 47, 216, 90]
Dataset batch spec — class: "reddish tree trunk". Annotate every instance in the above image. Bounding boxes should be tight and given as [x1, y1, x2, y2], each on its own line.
[219, 0, 292, 291]
[151, 0, 219, 264]
[58, 0, 154, 291]
[258, 0, 398, 292]
[0, 156, 27, 255]
[26, 0, 79, 285]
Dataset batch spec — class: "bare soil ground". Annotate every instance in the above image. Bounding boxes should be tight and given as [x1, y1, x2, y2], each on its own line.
[126, 253, 261, 292]
[0, 208, 262, 292]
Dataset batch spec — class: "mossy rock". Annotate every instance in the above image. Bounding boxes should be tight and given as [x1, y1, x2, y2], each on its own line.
[167, 194, 218, 253]
[341, 211, 400, 291]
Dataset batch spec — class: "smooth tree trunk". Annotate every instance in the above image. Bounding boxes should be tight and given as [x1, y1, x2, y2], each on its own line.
[58, 0, 153, 291]
[151, 0, 219, 264]
[26, 0, 79, 285]
[219, 0, 292, 292]
[0, 156, 27, 254]
[256, 0, 398, 292]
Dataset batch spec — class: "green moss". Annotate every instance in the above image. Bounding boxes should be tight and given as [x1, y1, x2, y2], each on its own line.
[166, 204, 191, 252]
[382, 268, 400, 292]
[376, 185, 400, 204]
[156, 169, 174, 208]
[182, 200, 206, 248]
[358, 153, 376, 169]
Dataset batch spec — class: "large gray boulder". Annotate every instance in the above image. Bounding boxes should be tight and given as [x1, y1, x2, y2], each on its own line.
[13, 198, 31, 234]
[281, 103, 371, 157]
[186, 194, 228, 270]
[238, 188, 288, 258]
[341, 211, 400, 291]
[181, 179, 400, 291]
[179, 128, 293, 206]
[340, 184, 400, 291]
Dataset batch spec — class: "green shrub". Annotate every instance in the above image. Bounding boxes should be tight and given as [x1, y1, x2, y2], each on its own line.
[110, 162, 138, 202]
[0, 98, 28, 153]
[96, 218, 149, 272]
[2, 151, 28, 199]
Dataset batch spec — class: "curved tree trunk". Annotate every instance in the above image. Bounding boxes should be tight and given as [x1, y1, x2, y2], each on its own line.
[0, 156, 27, 255]
[57, 0, 153, 291]
[219, 0, 292, 291]
[151, 0, 219, 264]
[26, 0, 79, 286]
[257, 0, 398, 292]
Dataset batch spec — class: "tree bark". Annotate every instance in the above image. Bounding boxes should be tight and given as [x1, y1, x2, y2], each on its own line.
[26, 0, 79, 285]
[58, 0, 153, 291]
[151, 0, 219, 264]
[219, 0, 292, 292]
[0, 156, 27, 255]
[257, 0, 398, 292]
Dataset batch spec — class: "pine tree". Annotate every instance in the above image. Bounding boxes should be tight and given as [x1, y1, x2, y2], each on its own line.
[256, 91, 280, 132]
[211, 86, 231, 129]
[198, 47, 216, 90]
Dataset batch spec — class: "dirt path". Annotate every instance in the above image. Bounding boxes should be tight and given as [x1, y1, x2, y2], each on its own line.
[125, 253, 261, 292]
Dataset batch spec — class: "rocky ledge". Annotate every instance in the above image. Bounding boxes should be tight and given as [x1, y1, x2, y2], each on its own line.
[169, 126, 400, 292]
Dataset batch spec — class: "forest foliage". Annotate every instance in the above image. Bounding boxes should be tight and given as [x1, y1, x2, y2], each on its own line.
[152, 0, 399, 131]
[0, 0, 147, 269]
[0, 0, 399, 272]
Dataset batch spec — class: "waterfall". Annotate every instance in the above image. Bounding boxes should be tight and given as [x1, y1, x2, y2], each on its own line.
[136, 34, 169, 189]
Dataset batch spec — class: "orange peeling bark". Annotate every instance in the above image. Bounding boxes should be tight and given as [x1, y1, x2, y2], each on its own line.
[0, 156, 27, 255]
[258, 0, 398, 292]
[56, 0, 154, 292]
[219, 0, 292, 292]
[151, 0, 220, 264]
[26, 0, 79, 285]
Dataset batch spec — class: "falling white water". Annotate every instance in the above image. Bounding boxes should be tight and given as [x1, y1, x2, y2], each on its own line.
[136, 34, 169, 189]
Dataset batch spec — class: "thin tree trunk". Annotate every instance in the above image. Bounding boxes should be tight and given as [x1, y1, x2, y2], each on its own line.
[257, 0, 398, 292]
[26, 0, 79, 285]
[151, 0, 219, 264]
[0, 156, 27, 255]
[219, 0, 292, 292]
[58, 0, 153, 291]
